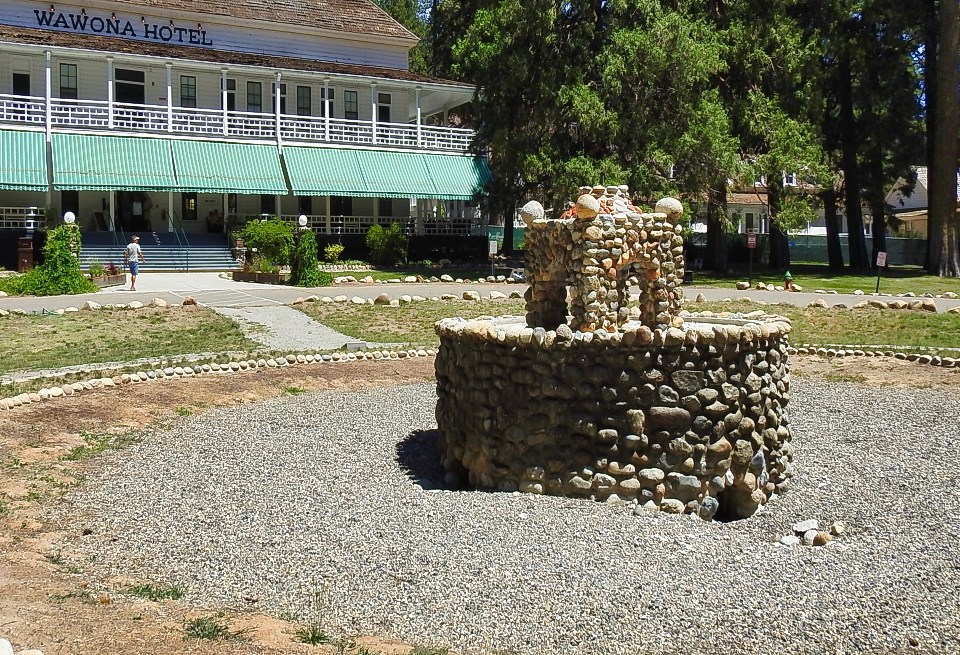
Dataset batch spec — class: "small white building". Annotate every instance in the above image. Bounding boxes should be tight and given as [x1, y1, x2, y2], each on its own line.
[885, 166, 960, 238]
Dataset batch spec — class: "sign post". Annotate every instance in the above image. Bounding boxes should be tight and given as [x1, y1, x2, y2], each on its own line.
[875, 251, 887, 294]
[488, 239, 498, 278]
[747, 232, 758, 287]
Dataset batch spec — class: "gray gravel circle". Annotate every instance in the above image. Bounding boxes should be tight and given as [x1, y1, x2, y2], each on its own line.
[64, 378, 960, 655]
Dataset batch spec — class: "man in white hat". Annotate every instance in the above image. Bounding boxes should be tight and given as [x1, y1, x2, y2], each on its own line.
[124, 235, 145, 291]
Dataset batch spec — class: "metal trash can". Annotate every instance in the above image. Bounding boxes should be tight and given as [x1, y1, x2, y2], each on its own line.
[17, 236, 34, 272]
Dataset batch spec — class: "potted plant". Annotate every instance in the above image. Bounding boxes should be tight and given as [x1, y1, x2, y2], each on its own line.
[87, 260, 125, 288]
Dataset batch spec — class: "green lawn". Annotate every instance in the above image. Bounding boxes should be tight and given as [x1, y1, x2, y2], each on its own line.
[298, 298, 528, 348]
[692, 300, 960, 353]
[0, 307, 260, 376]
[690, 264, 960, 296]
[299, 296, 960, 355]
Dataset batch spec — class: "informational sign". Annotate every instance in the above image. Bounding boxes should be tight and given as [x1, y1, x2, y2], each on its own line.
[876, 251, 887, 267]
[747, 233, 758, 249]
[488, 240, 498, 256]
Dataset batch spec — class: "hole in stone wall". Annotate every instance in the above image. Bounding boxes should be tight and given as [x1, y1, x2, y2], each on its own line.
[713, 487, 754, 523]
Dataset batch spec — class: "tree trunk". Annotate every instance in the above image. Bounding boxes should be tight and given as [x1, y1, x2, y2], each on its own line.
[924, 4, 939, 271]
[821, 189, 845, 270]
[704, 183, 728, 273]
[766, 180, 790, 271]
[838, 58, 869, 269]
[929, 0, 960, 276]
[869, 195, 887, 268]
[499, 191, 516, 255]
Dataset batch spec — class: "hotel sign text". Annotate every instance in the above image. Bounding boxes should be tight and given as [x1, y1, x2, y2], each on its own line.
[35, 8, 214, 45]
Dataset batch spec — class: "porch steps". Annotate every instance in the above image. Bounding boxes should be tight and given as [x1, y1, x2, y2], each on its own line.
[78, 232, 238, 272]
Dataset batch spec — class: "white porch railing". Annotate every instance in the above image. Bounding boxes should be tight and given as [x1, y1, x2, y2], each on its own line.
[0, 206, 45, 229]
[0, 93, 475, 153]
[0, 94, 46, 126]
[266, 214, 474, 236]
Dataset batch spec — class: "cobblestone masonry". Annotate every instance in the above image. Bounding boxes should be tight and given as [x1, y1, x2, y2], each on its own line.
[523, 195, 685, 332]
[436, 191, 793, 520]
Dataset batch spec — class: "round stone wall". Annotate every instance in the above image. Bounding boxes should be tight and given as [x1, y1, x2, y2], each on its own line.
[434, 316, 793, 520]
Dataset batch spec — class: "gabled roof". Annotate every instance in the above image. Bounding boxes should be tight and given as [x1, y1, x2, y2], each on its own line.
[886, 166, 960, 210]
[103, 0, 418, 42]
[0, 26, 470, 88]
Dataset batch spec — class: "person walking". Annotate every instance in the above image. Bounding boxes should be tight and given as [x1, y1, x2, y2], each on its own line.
[124, 235, 145, 291]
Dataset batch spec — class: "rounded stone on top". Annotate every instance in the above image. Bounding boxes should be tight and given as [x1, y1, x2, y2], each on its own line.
[591, 184, 606, 197]
[519, 200, 546, 226]
[655, 197, 683, 220]
[576, 194, 601, 220]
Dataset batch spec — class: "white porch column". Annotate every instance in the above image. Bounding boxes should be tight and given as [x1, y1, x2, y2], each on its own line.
[325, 196, 331, 235]
[415, 86, 422, 147]
[108, 192, 115, 231]
[167, 190, 174, 232]
[44, 51, 51, 142]
[323, 78, 331, 141]
[373, 195, 379, 227]
[370, 83, 378, 145]
[107, 57, 114, 129]
[221, 69, 228, 136]
[165, 64, 173, 133]
[274, 72, 282, 147]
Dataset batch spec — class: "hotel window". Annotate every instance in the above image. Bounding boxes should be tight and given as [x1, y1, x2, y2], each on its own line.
[180, 75, 197, 108]
[344, 90, 358, 120]
[377, 92, 391, 123]
[221, 77, 236, 111]
[272, 82, 286, 114]
[296, 86, 311, 116]
[319, 88, 334, 117]
[59, 63, 78, 99]
[247, 81, 262, 113]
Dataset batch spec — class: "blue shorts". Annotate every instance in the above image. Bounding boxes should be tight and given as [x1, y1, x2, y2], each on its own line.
[128, 261, 140, 275]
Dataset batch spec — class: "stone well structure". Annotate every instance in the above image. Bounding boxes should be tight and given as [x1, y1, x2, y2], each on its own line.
[435, 188, 793, 520]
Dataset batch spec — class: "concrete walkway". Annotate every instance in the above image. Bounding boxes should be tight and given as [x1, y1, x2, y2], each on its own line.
[213, 305, 374, 352]
[1, 271, 959, 313]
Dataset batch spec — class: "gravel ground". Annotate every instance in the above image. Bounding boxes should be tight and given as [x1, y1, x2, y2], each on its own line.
[213, 305, 364, 351]
[64, 378, 960, 655]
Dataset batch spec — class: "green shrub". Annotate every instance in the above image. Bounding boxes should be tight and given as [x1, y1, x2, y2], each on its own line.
[9, 226, 97, 296]
[365, 223, 408, 265]
[241, 217, 294, 267]
[324, 242, 345, 263]
[290, 230, 324, 287]
[88, 261, 106, 277]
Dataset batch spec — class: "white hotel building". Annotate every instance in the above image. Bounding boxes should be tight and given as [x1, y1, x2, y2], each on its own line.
[0, 0, 490, 263]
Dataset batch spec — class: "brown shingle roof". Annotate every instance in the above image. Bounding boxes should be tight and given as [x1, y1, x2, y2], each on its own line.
[0, 26, 470, 87]
[106, 0, 417, 41]
[729, 192, 768, 206]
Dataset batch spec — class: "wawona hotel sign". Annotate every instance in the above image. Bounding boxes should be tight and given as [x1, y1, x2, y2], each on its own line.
[34, 7, 214, 45]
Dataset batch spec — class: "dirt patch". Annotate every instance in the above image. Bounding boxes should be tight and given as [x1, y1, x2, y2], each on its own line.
[0, 354, 955, 654]
[790, 354, 960, 388]
[0, 359, 434, 655]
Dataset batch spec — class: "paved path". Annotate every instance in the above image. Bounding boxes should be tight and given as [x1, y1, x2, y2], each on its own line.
[2, 272, 959, 312]
[213, 305, 375, 351]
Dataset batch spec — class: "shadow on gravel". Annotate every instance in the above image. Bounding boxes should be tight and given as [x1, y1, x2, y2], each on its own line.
[396, 429, 458, 490]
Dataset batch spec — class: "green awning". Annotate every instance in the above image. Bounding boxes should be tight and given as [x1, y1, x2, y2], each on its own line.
[52, 134, 177, 191]
[172, 141, 287, 194]
[284, 147, 491, 200]
[284, 147, 368, 197]
[422, 153, 492, 201]
[0, 130, 48, 192]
